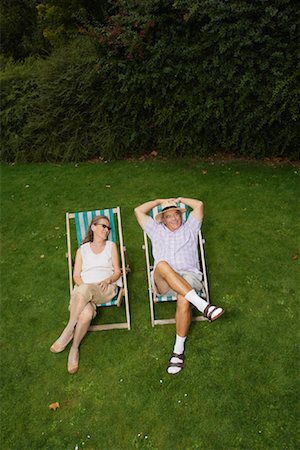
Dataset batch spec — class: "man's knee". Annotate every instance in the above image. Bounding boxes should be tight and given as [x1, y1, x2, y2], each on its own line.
[155, 260, 172, 274]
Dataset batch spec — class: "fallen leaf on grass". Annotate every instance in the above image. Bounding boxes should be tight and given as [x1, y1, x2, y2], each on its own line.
[49, 402, 60, 411]
[202, 170, 208, 175]
[292, 255, 298, 260]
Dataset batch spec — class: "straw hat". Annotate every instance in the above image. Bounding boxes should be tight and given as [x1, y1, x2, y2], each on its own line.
[155, 200, 186, 223]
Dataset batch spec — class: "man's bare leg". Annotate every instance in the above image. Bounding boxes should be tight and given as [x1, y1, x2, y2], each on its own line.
[154, 261, 192, 296]
[167, 294, 192, 374]
[176, 295, 192, 337]
[154, 261, 224, 321]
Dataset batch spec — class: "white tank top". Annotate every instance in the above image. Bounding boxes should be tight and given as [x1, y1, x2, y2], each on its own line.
[80, 241, 122, 286]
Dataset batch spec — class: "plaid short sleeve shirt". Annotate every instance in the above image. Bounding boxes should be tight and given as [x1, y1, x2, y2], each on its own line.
[145, 214, 202, 274]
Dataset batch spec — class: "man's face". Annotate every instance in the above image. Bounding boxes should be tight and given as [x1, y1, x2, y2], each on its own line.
[162, 210, 182, 231]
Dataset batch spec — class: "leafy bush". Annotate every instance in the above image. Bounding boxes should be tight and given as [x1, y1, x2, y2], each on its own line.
[1, 0, 299, 161]
[0, 57, 41, 161]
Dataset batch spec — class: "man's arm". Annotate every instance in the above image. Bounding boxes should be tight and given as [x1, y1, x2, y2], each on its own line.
[176, 197, 204, 222]
[134, 198, 168, 230]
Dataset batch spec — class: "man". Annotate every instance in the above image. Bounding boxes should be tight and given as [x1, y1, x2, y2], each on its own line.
[134, 197, 224, 375]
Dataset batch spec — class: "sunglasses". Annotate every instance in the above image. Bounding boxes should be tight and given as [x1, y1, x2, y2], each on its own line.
[97, 223, 111, 231]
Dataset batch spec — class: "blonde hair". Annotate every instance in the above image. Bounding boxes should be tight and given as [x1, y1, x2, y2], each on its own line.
[81, 215, 110, 245]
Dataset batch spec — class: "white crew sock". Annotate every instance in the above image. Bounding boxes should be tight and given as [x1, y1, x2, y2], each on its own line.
[173, 334, 186, 355]
[167, 334, 186, 375]
[185, 290, 224, 320]
[185, 289, 208, 312]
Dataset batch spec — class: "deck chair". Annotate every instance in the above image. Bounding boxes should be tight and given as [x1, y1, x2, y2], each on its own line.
[66, 207, 131, 331]
[143, 202, 210, 327]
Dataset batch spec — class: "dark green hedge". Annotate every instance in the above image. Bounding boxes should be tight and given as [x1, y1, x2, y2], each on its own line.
[1, 0, 299, 161]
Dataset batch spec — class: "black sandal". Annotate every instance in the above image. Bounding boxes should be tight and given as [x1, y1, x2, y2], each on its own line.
[204, 304, 225, 322]
[167, 352, 185, 374]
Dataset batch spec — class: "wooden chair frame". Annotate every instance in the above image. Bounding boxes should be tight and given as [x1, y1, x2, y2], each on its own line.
[66, 207, 131, 331]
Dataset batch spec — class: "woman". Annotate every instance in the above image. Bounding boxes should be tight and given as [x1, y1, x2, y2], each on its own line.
[50, 215, 121, 374]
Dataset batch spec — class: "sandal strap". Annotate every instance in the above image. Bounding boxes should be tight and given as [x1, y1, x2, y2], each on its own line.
[204, 304, 217, 321]
[168, 361, 184, 369]
[171, 352, 185, 362]
[168, 352, 185, 370]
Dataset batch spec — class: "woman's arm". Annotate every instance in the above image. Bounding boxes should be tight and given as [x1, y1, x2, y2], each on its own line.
[73, 248, 84, 286]
[98, 243, 121, 292]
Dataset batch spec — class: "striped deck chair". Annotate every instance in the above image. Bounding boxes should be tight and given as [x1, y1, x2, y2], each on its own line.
[143, 202, 210, 327]
[66, 207, 130, 331]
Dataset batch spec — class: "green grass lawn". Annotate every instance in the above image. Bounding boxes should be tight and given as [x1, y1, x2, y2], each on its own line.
[1, 158, 299, 450]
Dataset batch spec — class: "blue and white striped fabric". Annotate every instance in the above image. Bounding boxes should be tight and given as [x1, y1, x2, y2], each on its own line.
[98, 292, 119, 307]
[156, 289, 205, 303]
[74, 208, 118, 308]
[74, 209, 116, 246]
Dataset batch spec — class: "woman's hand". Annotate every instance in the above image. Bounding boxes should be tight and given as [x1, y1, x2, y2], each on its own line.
[98, 279, 110, 292]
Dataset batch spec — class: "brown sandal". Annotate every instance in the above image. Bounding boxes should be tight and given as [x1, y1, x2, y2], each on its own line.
[204, 304, 225, 322]
[167, 352, 185, 374]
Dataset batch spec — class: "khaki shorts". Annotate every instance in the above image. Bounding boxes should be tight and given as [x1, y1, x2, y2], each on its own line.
[70, 283, 118, 317]
[151, 270, 204, 296]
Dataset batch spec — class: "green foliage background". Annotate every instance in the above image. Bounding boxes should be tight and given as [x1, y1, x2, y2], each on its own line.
[1, 0, 299, 161]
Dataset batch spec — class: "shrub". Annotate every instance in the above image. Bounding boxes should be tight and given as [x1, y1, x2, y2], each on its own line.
[1, 0, 299, 161]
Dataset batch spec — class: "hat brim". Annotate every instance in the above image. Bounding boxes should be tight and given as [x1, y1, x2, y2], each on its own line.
[155, 206, 186, 223]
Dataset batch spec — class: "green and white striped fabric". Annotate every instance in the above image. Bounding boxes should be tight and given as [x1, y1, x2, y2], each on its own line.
[74, 208, 116, 246]
[156, 289, 205, 303]
[74, 208, 118, 307]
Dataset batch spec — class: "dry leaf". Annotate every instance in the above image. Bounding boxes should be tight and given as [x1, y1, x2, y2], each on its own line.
[292, 255, 299, 260]
[49, 402, 60, 411]
[202, 170, 208, 175]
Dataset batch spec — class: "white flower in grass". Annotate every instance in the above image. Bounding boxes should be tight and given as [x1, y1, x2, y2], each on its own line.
[184, 393, 188, 397]
[119, 378, 123, 382]
[144, 435, 148, 439]
[25, 185, 30, 188]
[40, 254, 45, 258]
[178, 400, 181, 403]
[74, 445, 79, 450]
[87, 435, 90, 439]
[159, 379, 163, 384]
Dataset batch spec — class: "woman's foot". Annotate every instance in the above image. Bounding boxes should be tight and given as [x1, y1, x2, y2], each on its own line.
[68, 346, 79, 374]
[50, 331, 73, 353]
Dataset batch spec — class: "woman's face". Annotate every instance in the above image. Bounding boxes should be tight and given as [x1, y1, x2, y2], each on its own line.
[92, 219, 111, 239]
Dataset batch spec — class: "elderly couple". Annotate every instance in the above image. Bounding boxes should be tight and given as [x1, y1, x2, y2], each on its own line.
[50, 197, 224, 375]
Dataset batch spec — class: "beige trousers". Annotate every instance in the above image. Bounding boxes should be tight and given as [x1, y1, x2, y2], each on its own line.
[69, 283, 118, 318]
